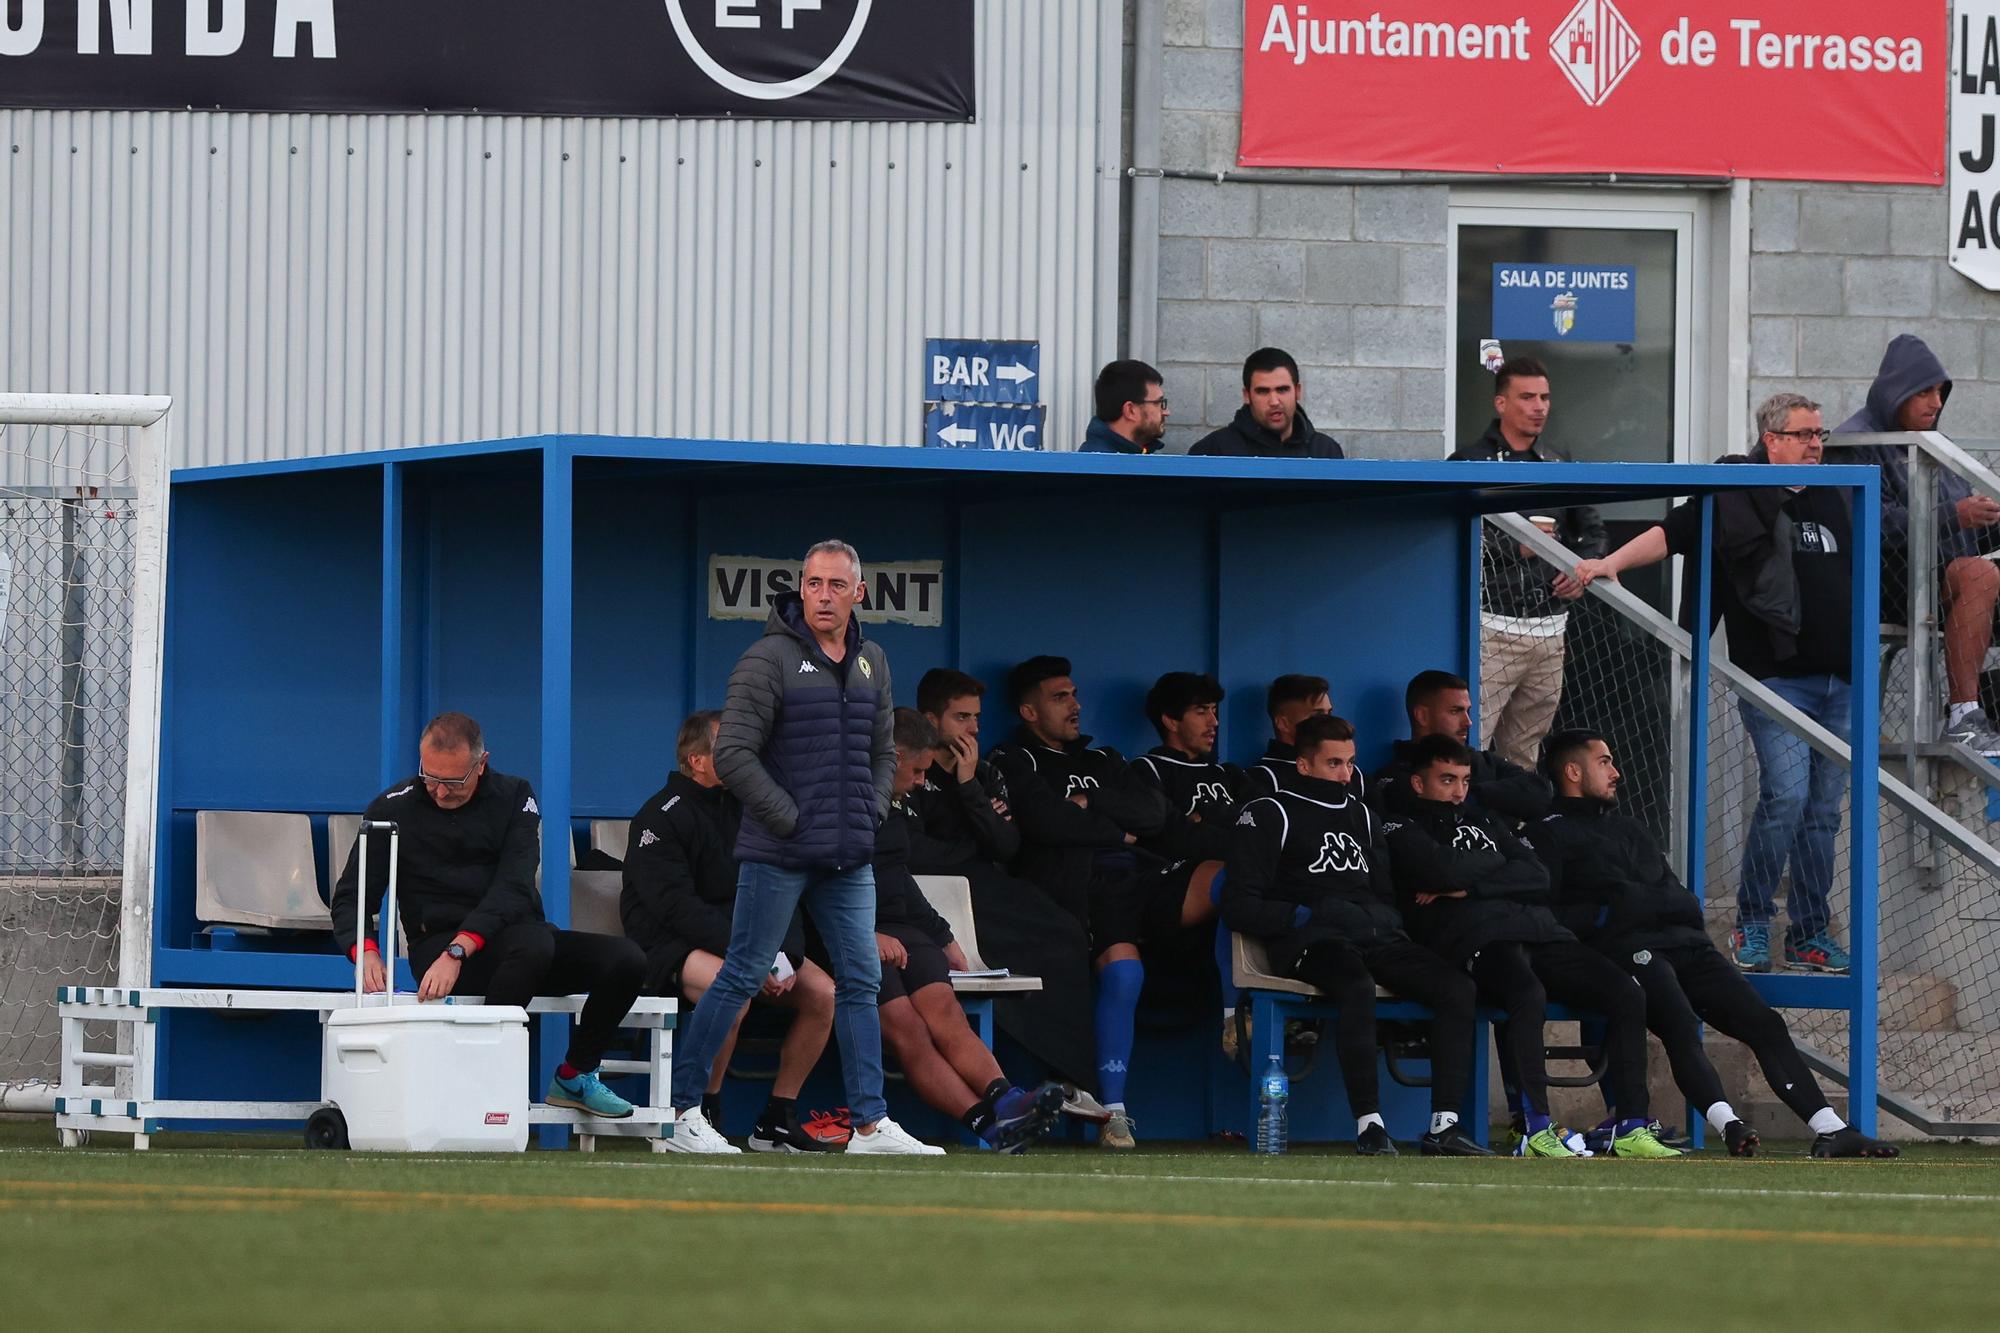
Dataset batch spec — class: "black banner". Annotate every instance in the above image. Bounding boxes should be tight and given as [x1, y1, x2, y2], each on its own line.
[0, 1, 974, 122]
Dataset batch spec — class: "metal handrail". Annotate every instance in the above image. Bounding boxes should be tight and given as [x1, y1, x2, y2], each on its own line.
[1496, 510, 2000, 883]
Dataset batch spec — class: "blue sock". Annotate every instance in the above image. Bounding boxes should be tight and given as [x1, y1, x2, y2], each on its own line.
[1616, 1117, 1650, 1136]
[1094, 958, 1145, 1107]
[1524, 1108, 1552, 1135]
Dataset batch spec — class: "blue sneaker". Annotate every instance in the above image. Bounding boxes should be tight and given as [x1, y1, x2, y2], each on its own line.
[1784, 933, 1850, 974]
[546, 1068, 634, 1118]
[983, 1081, 1065, 1154]
[1732, 923, 1772, 972]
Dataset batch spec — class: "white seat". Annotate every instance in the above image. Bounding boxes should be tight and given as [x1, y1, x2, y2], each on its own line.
[569, 869, 625, 938]
[913, 874, 1042, 993]
[589, 818, 629, 863]
[326, 813, 362, 888]
[195, 810, 333, 931]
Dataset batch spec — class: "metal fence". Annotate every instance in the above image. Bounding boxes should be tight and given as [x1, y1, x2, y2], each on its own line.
[0, 419, 133, 1105]
[1485, 447, 2000, 1135]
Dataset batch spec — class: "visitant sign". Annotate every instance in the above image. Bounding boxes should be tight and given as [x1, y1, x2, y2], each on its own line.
[0, 1, 974, 122]
[1240, 1, 1943, 183]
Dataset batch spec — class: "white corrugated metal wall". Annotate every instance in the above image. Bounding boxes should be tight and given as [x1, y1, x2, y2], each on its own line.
[0, 3, 1119, 465]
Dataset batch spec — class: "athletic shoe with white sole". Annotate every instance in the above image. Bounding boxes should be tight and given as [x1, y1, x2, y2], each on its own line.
[659, 1106, 741, 1154]
[1061, 1086, 1113, 1123]
[1098, 1109, 1137, 1150]
[845, 1116, 946, 1156]
[747, 1111, 832, 1154]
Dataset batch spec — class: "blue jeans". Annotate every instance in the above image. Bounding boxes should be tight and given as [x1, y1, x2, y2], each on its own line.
[671, 861, 886, 1124]
[1736, 674, 1851, 943]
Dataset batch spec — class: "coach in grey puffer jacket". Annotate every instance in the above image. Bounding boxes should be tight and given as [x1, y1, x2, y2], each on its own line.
[716, 592, 895, 869]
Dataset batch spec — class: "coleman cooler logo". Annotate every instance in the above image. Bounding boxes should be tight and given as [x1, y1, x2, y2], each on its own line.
[484, 1112, 510, 1125]
[1551, 0, 1641, 107]
[663, 0, 873, 101]
[1552, 292, 1578, 336]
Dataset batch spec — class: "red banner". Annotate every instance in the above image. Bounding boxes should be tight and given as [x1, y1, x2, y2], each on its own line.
[1239, 1, 1945, 183]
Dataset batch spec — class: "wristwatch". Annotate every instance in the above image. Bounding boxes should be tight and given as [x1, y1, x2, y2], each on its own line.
[445, 943, 469, 962]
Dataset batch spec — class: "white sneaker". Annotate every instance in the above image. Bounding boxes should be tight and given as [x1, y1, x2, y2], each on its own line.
[659, 1106, 741, 1154]
[844, 1116, 946, 1156]
[1060, 1085, 1113, 1123]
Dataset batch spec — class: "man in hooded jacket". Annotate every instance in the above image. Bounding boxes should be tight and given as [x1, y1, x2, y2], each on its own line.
[1835, 334, 2000, 755]
[1189, 347, 1344, 459]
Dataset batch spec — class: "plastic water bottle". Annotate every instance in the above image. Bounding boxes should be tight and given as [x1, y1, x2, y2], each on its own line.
[1255, 1054, 1289, 1154]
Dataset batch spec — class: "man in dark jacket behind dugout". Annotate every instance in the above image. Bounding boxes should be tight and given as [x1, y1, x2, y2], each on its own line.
[1836, 333, 2000, 754]
[1189, 347, 1343, 459]
[1447, 356, 1608, 770]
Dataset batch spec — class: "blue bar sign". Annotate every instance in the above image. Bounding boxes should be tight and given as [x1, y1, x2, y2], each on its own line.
[924, 337, 1041, 405]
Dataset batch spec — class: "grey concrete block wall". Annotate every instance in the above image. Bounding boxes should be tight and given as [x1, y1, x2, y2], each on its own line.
[1751, 183, 2000, 444]
[1150, 0, 1445, 459]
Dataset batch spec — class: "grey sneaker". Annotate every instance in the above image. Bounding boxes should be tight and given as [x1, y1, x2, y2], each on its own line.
[1061, 1085, 1113, 1123]
[1943, 713, 2000, 756]
[1099, 1109, 1137, 1150]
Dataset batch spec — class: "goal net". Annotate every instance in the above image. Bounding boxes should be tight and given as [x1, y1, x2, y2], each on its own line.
[0, 395, 169, 1112]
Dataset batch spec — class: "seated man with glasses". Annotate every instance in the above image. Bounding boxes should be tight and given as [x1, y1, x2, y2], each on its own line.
[1575, 393, 1858, 976]
[331, 710, 648, 1118]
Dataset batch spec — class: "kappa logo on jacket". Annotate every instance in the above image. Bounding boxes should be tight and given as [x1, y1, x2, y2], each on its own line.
[523, 796, 540, 815]
[1237, 808, 1256, 827]
[661, 796, 681, 814]
[1064, 774, 1100, 798]
[1452, 824, 1497, 853]
[1190, 780, 1230, 810]
[638, 829, 658, 848]
[797, 660, 819, 674]
[385, 783, 415, 800]
[1309, 831, 1367, 874]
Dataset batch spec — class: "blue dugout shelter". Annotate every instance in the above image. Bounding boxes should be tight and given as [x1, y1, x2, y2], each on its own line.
[148, 440, 1883, 1140]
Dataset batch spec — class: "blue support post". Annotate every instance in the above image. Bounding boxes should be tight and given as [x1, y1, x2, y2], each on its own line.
[379, 463, 405, 787]
[537, 445, 576, 1148]
[1464, 514, 1484, 731]
[1848, 472, 1881, 1136]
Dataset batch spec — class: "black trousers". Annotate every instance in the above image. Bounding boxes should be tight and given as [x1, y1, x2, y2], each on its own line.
[1294, 936, 1477, 1118]
[1470, 938, 1648, 1120]
[1626, 941, 1830, 1124]
[413, 921, 646, 1073]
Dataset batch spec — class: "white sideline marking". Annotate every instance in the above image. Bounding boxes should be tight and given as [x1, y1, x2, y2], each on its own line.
[5, 1146, 1996, 1206]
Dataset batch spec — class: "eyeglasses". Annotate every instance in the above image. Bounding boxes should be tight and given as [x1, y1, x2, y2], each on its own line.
[420, 751, 487, 789]
[1139, 397, 1169, 410]
[1769, 428, 1832, 443]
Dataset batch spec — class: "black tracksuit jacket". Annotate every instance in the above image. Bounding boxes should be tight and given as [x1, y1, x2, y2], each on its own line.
[906, 758, 1021, 871]
[987, 728, 1168, 914]
[1130, 745, 1250, 866]
[1378, 785, 1569, 966]
[1371, 739, 1553, 826]
[1530, 795, 1709, 957]
[874, 801, 955, 944]
[330, 768, 544, 957]
[1224, 772, 1405, 973]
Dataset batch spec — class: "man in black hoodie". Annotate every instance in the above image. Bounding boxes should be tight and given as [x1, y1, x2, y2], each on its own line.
[1535, 730, 1898, 1159]
[1189, 347, 1344, 459]
[621, 709, 836, 1153]
[988, 656, 1169, 1149]
[910, 668, 1100, 1111]
[1381, 734, 1679, 1158]
[1836, 334, 2000, 755]
[1225, 715, 1490, 1156]
[1447, 357, 1608, 770]
[1370, 670, 1552, 827]
[1577, 395, 1855, 977]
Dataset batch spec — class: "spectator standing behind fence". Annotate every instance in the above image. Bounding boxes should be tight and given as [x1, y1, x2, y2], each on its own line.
[667, 539, 943, 1156]
[1189, 348, 1344, 459]
[1575, 393, 1856, 977]
[1835, 335, 2000, 756]
[1447, 357, 1607, 771]
[331, 711, 646, 1120]
[1080, 360, 1169, 454]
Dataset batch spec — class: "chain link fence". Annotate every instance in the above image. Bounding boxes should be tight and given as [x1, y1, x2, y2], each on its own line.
[0, 420, 133, 1106]
[1486, 471, 2000, 1135]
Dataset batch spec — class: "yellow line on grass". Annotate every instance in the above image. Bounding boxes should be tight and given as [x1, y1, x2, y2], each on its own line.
[0, 1177, 1992, 1251]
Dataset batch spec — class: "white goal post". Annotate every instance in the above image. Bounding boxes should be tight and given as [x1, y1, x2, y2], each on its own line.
[0, 393, 170, 1113]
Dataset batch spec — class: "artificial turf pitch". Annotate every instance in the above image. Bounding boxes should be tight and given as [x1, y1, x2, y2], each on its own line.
[2, 1122, 1996, 1331]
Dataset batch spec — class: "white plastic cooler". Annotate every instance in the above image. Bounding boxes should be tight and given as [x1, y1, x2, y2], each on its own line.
[314, 820, 530, 1152]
